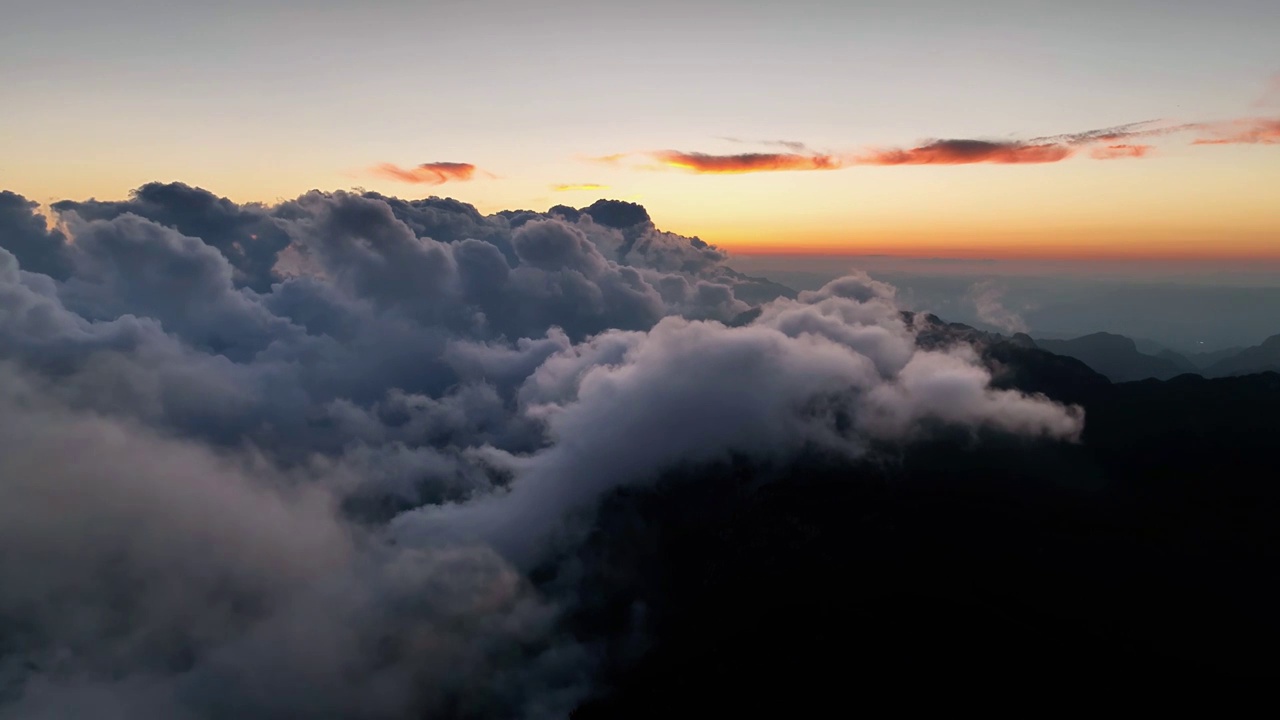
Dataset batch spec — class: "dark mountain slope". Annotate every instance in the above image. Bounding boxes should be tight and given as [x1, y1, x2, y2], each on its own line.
[1034, 331, 1190, 382]
[565, 336, 1280, 714]
[1205, 333, 1280, 377]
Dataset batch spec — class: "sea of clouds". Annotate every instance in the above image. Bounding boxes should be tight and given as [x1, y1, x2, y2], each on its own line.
[0, 184, 1082, 718]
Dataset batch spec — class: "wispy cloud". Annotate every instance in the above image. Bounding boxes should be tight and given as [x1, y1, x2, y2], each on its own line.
[718, 137, 813, 153]
[655, 151, 842, 173]
[855, 140, 1073, 165]
[372, 162, 479, 184]
[969, 280, 1028, 334]
[1030, 120, 1165, 146]
[552, 183, 608, 192]
[1090, 143, 1154, 159]
[1190, 117, 1280, 145]
[587, 153, 631, 165]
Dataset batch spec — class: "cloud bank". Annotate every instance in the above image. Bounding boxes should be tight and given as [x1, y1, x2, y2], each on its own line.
[0, 183, 1083, 718]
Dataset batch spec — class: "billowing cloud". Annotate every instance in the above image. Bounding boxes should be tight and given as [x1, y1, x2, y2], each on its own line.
[856, 139, 1073, 165]
[393, 271, 1081, 563]
[1190, 117, 1280, 145]
[0, 184, 1084, 717]
[654, 151, 842, 173]
[1090, 143, 1154, 159]
[0, 190, 73, 280]
[552, 183, 608, 192]
[372, 161, 479, 184]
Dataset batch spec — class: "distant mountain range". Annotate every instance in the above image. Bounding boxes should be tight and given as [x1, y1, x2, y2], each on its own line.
[1030, 331, 1280, 382]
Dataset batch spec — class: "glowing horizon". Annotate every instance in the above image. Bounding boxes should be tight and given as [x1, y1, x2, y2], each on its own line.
[3, 2, 1278, 266]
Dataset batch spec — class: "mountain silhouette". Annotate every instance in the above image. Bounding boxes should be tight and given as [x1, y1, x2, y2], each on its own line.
[1032, 331, 1190, 382]
[1204, 333, 1280, 377]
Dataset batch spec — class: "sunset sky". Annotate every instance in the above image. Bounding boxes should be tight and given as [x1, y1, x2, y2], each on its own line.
[3, 0, 1278, 259]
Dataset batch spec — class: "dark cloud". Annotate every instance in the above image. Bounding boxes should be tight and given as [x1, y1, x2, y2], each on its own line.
[0, 184, 1084, 718]
[0, 191, 73, 280]
[52, 182, 291, 292]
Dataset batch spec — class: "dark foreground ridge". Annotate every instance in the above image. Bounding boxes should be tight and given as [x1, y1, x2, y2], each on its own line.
[568, 327, 1280, 714]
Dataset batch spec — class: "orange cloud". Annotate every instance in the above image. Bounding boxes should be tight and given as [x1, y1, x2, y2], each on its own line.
[552, 183, 608, 191]
[1090, 144, 1153, 159]
[654, 151, 842, 174]
[1190, 117, 1280, 145]
[372, 162, 478, 184]
[856, 140, 1072, 165]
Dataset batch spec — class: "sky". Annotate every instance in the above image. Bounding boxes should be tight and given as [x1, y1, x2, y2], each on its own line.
[3, 0, 1279, 260]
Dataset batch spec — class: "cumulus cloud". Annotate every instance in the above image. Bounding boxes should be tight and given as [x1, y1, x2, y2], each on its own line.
[372, 162, 480, 184]
[393, 271, 1080, 564]
[52, 182, 292, 292]
[0, 191, 73, 280]
[0, 365, 582, 719]
[0, 184, 1084, 717]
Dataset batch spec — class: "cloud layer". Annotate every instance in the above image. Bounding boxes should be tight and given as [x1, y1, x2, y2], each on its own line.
[0, 183, 1083, 717]
[599, 110, 1279, 175]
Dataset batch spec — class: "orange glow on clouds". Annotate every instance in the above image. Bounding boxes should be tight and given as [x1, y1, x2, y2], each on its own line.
[857, 140, 1073, 165]
[1090, 144, 1153, 159]
[372, 162, 478, 184]
[655, 151, 842, 173]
